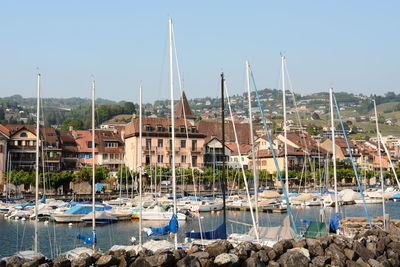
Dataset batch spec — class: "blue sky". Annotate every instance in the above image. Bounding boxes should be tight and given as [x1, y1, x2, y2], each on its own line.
[0, 1, 399, 103]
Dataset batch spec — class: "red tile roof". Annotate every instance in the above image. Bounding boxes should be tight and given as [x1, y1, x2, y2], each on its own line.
[197, 121, 251, 145]
[175, 91, 196, 120]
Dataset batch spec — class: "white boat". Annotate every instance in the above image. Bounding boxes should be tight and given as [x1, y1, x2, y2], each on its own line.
[191, 200, 223, 212]
[52, 212, 84, 223]
[132, 206, 186, 221]
[81, 211, 118, 224]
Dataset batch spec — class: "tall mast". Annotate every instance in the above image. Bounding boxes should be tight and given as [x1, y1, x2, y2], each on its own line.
[221, 72, 227, 233]
[329, 88, 339, 217]
[374, 100, 386, 230]
[246, 61, 258, 226]
[281, 56, 289, 194]
[169, 19, 178, 249]
[91, 80, 96, 252]
[139, 85, 143, 246]
[34, 73, 40, 254]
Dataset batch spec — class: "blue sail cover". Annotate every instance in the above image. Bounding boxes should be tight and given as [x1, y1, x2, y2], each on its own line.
[186, 222, 227, 240]
[39, 194, 46, 204]
[77, 231, 96, 245]
[65, 204, 106, 214]
[144, 214, 179, 236]
[330, 213, 340, 231]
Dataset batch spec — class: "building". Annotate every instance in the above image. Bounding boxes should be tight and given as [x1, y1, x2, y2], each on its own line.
[226, 143, 251, 169]
[59, 130, 79, 170]
[0, 125, 10, 187]
[203, 137, 232, 168]
[320, 137, 361, 161]
[124, 92, 205, 171]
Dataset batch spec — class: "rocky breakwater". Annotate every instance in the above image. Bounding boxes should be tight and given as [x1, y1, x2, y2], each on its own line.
[2, 228, 400, 267]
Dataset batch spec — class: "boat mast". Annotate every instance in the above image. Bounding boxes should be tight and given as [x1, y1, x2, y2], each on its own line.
[374, 100, 386, 230]
[221, 72, 227, 234]
[91, 80, 96, 252]
[34, 73, 40, 254]
[169, 19, 178, 249]
[281, 55, 289, 194]
[139, 84, 143, 246]
[329, 88, 339, 218]
[246, 61, 258, 226]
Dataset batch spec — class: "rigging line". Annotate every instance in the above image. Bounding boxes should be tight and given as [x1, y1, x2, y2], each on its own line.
[171, 25, 204, 243]
[332, 93, 372, 229]
[250, 68, 299, 236]
[225, 79, 259, 242]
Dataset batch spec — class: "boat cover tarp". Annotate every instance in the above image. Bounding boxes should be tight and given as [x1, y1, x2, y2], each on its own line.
[393, 193, 400, 199]
[65, 204, 105, 214]
[291, 193, 313, 201]
[248, 216, 296, 240]
[330, 212, 340, 231]
[304, 222, 329, 238]
[144, 214, 179, 236]
[95, 183, 104, 192]
[259, 191, 280, 199]
[81, 211, 117, 222]
[186, 222, 227, 240]
[76, 230, 96, 245]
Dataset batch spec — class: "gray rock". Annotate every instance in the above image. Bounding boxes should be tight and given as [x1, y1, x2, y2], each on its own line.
[0, 260, 6, 267]
[7, 256, 27, 267]
[325, 243, 346, 266]
[172, 250, 186, 261]
[265, 249, 276, 261]
[256, 250, 269, 263]
[145, 253, 175, 267]
[22, 256, 46, 267]
[278, 250, 309, 267]
[126, 250, 137, 265]
[53, 255, 71, 267]
[96, 254, 119, 267]
[344, 248, 356, 261]
[214, 253, 239, 267]
[187, 246, 200, 255]
[138, 248, 153, 257]
[130, 256, 151, 267]
[71, 254, 92, 267]
[37, 264, 51, 267]
[242, 257, 265, 267]
[205, 241, 233, 258]
[311, 256, 329, 267]
[291, 239, 306, 248]
[368, 258, 384, 267]
[266, 261, 279, 267]
[366, 242, 377, 257]
[176, 256, 201, 267]
[387, 242, 400, 254]
[305, 238, 320, 248]
[319, 235, 333, 249]
[388, 258, 399, 267]
[354, 241, 374, 262]
[355, 257, 370, 267]
[333, 236, 350, 250]
[308, 244, 324, 257]
[272, 239, 292, 257]
[191, 252, 209, 259]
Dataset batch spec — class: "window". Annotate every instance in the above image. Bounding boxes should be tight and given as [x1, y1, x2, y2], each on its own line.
[20, 132, 27, 138]
[157, 139, 163, 148]
[192, 155, 198, 167]
[168, 125, 173, 132]
[180, 126, 186, 133]
[157, 125, 163, 132]
[145, 125, 152, 131]
[88, 141, 93, 148]
[192, 140, 197, 150]
[146, 139, 151, 149]
[0, 145, 2, 153]
[181, 155, 186, 164]
[146, 155, 151, 165]
[18, 140, 22, 146]
[103, 154, 108, 160]
[157, 154, 164, 163]
[180, 140, 186, 148]
[169, 139, 173, 149]
[191, 127, 197, 133]
[110, 154, 115, 160]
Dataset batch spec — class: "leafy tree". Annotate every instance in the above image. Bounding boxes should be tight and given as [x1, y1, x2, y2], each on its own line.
[61, 118, 84, 130]
[74, 167, 109, 183]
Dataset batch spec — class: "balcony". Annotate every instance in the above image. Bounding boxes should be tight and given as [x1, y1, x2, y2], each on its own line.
[102, 158, 124, 164]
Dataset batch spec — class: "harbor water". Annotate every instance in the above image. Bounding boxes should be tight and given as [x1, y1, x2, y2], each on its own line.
[0, 202, 399, 258]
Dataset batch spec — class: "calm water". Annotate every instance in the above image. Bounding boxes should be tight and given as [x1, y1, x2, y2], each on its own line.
[1, 202, 399, 258]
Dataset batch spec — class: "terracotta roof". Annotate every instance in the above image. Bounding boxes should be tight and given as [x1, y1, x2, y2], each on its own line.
[124, 117, 195, 138]
[40, 128, 59, 146]
[95, 129, 124, 153]
[197, 121, 251, 145]
[59, 130, 78, 153]
[0, 124, 10, 137]
[226, 143, 252, 155]
[4, 124, 36, 136]
[175, 91, 196, 120]
[74, 130, 96, 153]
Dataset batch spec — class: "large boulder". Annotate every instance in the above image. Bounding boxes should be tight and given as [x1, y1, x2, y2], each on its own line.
[242, 257, 265, 267]
[176, 256, 201, 267]
[71, 253, 93, 267]
[22, 256, 46, 267]
[344, 248, 356, 261]
[145, 252, 175, 267]
[278, 250, 309, 267]
[325, 243, 346, 266]
[256, 250, 269, 263]
[96, 254, 119, 267]
[172, 249, 186, 261]
[53, 255, 71, 267]
[130, 256, 151, 267]
[272, 240, 292, 257]
[354, 241, 374, 262]
[205, 241, 233, 258]
[7, 256, 27, 267]
[311, 256, 330, 267]
[214, 253, 239, 267]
